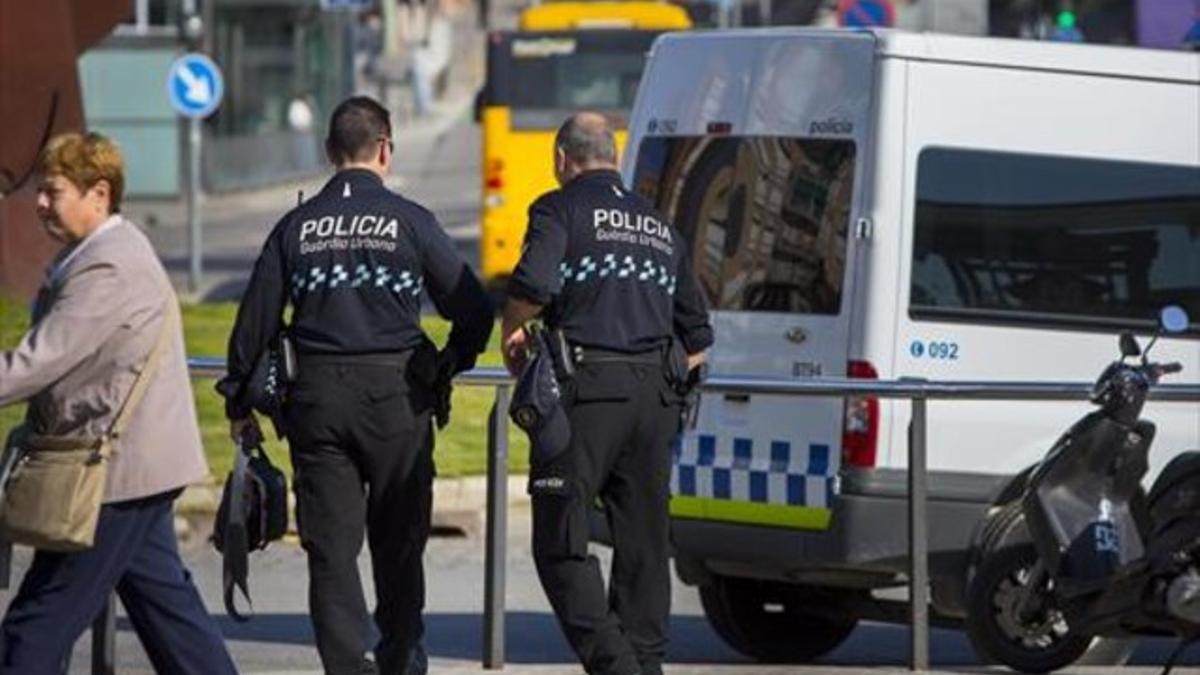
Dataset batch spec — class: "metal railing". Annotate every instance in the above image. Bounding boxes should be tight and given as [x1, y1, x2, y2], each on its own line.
[81, 360, 1200, 674]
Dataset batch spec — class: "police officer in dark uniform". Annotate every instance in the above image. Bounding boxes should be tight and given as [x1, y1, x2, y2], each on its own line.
[501, 112, 713, 675]
[220, 96, 492, 675]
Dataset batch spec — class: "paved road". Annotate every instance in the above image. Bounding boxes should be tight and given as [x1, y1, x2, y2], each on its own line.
[2, 505, 1196, 674]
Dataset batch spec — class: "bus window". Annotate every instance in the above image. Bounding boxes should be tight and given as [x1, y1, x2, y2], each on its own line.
[478, 3, 691, 289]
[487, 31, 661, 122]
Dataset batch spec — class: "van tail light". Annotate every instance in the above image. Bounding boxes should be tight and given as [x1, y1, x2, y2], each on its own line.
[485, 158, 504, 190]
[842, 360, 879, 469]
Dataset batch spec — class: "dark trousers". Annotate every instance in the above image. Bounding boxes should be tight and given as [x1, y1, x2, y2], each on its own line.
[285, 357, 434, 675]
[531, 361, 681, 675]
[0, 489, 237, 675]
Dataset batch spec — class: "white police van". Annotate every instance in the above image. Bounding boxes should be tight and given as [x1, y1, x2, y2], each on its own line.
[620, 28, 1200, 662]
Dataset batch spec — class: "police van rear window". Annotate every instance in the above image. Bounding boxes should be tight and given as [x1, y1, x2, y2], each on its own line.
[631, 136, 856, 315]
[911, 148, 1200, 335]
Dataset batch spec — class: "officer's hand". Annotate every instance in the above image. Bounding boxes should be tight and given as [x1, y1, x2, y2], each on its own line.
[503, 327, 529, 376]
[230, 415, 263, 447]
[686, 351, 708, 372]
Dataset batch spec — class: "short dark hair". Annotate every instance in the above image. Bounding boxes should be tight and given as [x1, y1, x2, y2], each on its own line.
[325, 96, 392, 165]
[555, 113, 617, 165]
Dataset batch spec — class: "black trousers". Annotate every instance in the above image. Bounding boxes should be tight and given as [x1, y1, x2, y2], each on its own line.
[284, 355, 434, 675]
[530, 361, 682, 675]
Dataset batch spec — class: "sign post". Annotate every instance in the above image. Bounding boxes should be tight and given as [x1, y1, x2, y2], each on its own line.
[167, 53, 223, 295]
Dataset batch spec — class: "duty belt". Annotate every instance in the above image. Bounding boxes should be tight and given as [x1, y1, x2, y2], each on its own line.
[569, 345, 662, 366]
[296, 350, 414, 367]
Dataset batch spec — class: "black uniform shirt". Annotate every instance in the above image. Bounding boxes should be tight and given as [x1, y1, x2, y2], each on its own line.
[509, 169, 712, 354]
[222, 168, 492, 418]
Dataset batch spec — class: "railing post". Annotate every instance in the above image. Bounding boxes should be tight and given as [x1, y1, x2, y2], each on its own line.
[0, 541, 11, 590]
[92, 594, 116, 675]
[483, 385, 510, 669]
[908, 393, 930, 671]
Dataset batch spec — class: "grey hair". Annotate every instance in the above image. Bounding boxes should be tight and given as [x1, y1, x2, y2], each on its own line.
[555, 113, 617, 165]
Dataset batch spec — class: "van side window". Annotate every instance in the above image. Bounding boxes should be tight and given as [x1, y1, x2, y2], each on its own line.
[632, 136, 856, 314]
[911, 148, 1200, 334]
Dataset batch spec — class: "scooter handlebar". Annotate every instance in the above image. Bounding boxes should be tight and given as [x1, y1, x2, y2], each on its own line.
[1158, 362, 1184, 376]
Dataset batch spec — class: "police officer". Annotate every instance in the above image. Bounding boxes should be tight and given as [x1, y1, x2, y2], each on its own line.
[501, 112, 713, 675]
[220, 96, 492, 675]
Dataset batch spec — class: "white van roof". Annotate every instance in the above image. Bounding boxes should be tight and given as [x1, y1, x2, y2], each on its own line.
[654, 28, 1200, 84]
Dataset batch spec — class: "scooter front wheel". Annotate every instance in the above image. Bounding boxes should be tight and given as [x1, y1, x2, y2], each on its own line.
[966, 545, 1092, 673]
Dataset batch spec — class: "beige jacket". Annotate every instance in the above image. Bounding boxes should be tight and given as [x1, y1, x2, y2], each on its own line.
[0, 215, 209, 503]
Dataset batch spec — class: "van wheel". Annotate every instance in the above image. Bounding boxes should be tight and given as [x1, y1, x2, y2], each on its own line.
[699, 576, 858, 662]
[966, 545, 1091, 673]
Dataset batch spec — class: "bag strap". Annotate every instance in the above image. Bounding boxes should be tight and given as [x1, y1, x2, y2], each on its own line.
[107, 299, 178, 444]
[223, 439, 253, 621]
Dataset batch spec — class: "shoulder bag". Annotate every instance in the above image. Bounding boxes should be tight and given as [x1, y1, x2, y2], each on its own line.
[0, 306, 175, 551]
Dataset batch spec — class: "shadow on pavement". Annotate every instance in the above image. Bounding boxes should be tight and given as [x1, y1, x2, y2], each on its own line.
[116, 611, 1199, 669]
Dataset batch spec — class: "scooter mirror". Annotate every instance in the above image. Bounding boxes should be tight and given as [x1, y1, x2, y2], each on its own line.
[1161, 306, 1190, 334]
[1119, 332, 1141, 358]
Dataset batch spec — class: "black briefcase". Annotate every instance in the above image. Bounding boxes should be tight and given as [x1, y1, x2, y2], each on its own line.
[212, 442, 288, 621]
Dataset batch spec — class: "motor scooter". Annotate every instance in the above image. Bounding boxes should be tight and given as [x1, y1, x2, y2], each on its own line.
[966, 306, 1199, 673]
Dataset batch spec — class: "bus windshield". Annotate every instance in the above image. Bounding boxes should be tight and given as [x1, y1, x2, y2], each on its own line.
[485, 30, 661, 119]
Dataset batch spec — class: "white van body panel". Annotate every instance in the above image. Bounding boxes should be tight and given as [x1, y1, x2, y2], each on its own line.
[885, 36, 1200, 479]
[621, 28, 1200, 584]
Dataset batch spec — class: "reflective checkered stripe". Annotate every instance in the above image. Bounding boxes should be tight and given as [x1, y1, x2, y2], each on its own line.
[559, 254, 676, 294]
[290, 265, 423, 300]
[670, 433, 836, 530]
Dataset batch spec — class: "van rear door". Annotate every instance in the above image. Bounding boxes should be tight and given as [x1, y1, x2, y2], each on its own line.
[623, 31, 877, 530]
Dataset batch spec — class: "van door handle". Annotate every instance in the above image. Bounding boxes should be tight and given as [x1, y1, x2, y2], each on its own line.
[785, 327, 808, 345]
[723, 393, 750, 403]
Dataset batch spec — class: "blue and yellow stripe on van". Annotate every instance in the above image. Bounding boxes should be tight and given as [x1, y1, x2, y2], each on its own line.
[670, 434, 835, 530]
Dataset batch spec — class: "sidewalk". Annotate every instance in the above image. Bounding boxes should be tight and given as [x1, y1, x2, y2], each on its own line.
[175, 474, 529, 541]
[241, 662, 1180, 667]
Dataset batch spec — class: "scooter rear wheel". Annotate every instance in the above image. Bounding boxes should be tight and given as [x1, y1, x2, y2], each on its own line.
[966, 545, 1092, 673]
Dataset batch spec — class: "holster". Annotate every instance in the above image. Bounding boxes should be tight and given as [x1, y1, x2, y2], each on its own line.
[409, 338, 453, 429]
[664, 338, 705, 430]
[664, 338, 689, 390]
[540, 327, 575, 383]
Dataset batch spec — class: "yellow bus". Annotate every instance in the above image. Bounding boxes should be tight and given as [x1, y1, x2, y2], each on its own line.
[477, 1, 692, 288]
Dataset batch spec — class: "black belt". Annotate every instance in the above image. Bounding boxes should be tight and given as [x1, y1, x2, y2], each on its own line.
[296, 350, 414, 367]
[570, 345, 662, 366]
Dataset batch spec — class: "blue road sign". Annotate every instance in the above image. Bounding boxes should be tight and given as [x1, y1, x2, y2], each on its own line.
[167, 53, 224, 119]
[838, 0, 894, 28]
